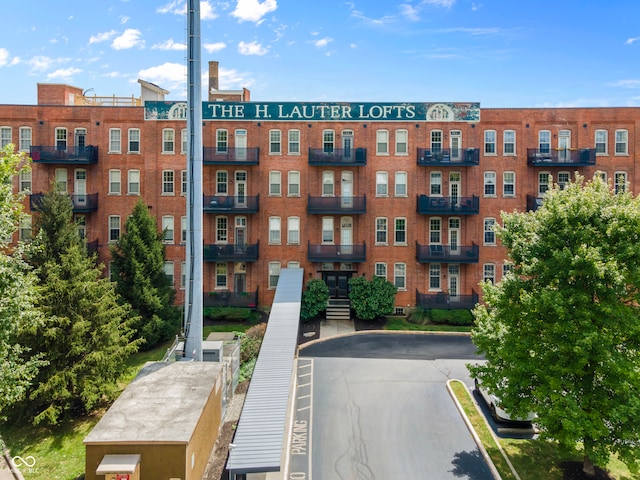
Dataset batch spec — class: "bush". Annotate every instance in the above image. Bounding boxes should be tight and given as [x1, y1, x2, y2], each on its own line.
[431, 309, 473, 326]
[349, 275, 397, 321]
[407, 307, 430, 325]
[239, 322, 267, 364]
[203, 307, 260, 324]
[300, 279, 329, 321]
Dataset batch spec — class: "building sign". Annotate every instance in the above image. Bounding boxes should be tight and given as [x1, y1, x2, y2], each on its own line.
[144, 101, 480, 122]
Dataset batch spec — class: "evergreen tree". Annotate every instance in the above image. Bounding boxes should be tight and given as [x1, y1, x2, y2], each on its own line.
[110, 200, 180, 349]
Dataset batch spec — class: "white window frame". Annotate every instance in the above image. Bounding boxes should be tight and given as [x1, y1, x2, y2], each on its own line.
[288, 129, 300, 155]
[181, 216, 187, 243]
[322, 130, 335, 153]
[162, 216, 174, 244]
[268, 262, 281, 289]
[503, 130, 516, 155]
[181, 128, 187, 154]
[128, 169, 140, 195]
[483, 263, 496, 284]
[162, 170, 175, 195]
[430, 217, 441, 244]
[322, 171, 334, 196]
[394, 263, 406, 290]
[614, 171, 627, 194]
[215, 263, 227, 289]
[539, 130, 551, 153]
[429, 264, 441, 290]
[216, 170, 228, 195]
[431, 130, 443, 153]
[19, 127, 32, 152]
[162, 128, 175, 153]
[269, 171, 281, 196]
[0, 127, 11, 148]
[322, 217, 334, 243]
[503, 171, 515, 197]
[375, 263, 387, 279]
[394, 217, 407, 245]
[484, 171, 496, 196]
[484, 130, 496, 155]
[128, 128, 140, 153]
[288, 171, 300, 196]
[216, 216, 228, 243]
[395, 171, 407, 197]
[395, 129, 408, 155]
[181, 261, 186, 290]
[109, 215, 121, 242]
[19, 215, 32, 242]
[376, 171, 388, 197]
[538, 172, 550, 195]
[595, 129, 607, 155]
[557, 171, 570, 190]
[269, 216, 281, 244]
[615, 129, 628, 155]
[376, 129, 389, 155]
[430, 172, 442, 196]
[375, 217, 388, 245]
[164, 261, 175, 287]
[19, 170, 32, 193]
[109, 128, 121, 154]
[287, 216, 300, 245]
[109, 169, 121, 195]
[484, 218, 496, 245]
[181, 170, 187, 196]
[216, 129, 228, 153]
[269, 129, 281, 155]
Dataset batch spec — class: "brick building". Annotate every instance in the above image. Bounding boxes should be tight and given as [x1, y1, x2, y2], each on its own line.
[3, 62, 639, 312]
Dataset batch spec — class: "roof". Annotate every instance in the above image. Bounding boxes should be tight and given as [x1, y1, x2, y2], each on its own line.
[226, 268, 303, 474]
[84, 361, 222, 445]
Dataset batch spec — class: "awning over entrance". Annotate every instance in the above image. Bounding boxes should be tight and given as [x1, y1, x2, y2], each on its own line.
[95, 454, 141, 475]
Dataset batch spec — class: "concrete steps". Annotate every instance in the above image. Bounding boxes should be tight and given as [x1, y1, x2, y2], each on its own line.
[326, 299, 351, 321]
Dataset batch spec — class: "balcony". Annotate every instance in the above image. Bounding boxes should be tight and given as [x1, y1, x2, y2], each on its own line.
[203, 195, 259, 213]
[417, 148, 480, 166]
[30, 146, 98, 164]
[307, 241, 366, 263]
[416, 242, 479, 263]
[30, 193, 98, 213]
[416, 289, 479, 310]
[203, 147, 260, 165]
[203, 289, 258, 309]
[417, 195, 479, 215]
[308, 148, 367, 166]
[527, 148, 596, 167]
[203, 242, 259, 262]
[307, 195, 366, 214]
[526, 195, 544, 212]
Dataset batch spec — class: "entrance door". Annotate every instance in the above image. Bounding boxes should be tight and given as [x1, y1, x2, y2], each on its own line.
[75, 128, 86, 151]
[448, 265, 460, 301]
[235, 129, 247, 161]
[235, 217, 246, 253]
[235, 171, 247, 207]
[449, 218, 460, 255]
[341, 171, 353, 208]
[342, 130, 353, 160]
[75, 169, 87, 206]
[323, 272, 351, 298]
[234, 263, 246, 293]
[340, 217, 353, 254]
[450, 130, 462, 161]
[558, 130, 571, 163]
[449, 172, 461, 207]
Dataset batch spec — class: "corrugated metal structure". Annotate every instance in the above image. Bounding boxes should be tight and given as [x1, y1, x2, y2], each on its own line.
[227, 268, 303, 477]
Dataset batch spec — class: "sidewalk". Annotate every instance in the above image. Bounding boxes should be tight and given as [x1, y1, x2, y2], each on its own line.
[319, 319, 355, 338]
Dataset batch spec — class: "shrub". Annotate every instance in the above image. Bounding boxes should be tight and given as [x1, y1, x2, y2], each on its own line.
[407, 307, 430, 325]
[239, 322, 267, 364]
[431, 309, 473, 326]
[300, 279, 329, 321]
[349, 275, 397, 321]
[203, 307, 259, 324]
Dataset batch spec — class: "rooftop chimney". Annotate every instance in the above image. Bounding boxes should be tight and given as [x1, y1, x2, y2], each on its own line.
[209, 61, 219, 92]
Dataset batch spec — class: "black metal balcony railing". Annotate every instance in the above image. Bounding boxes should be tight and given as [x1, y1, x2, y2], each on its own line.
[416, 195, 479, 215]
[203, 289, 258, 309]
[30, 193, 99, 213]
[30, 146, 98, 164]
[86, 239, 99, 256]
[526, 195, 544, 212]
[307, 241, 366, 262]
[526, 148, 596, 166]
[202, 147, 260, 165]
[203, 195, 259, 213]
[308, 148, 367, 166]
[416, 242, 479, 263]
[416, 289, 479, 310]
[417, 148, 480, 166]
[307, 195, 366, 214]
[203, 242, 259, 262]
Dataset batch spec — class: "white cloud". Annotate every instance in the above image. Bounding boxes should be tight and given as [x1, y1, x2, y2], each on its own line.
[112, 29, 144, 50]
[238, 40, 269, 55]
[625, 37, 640, 45]
[421, 0, 455, 7]
[400, 3, 420, 21]
[47, 67, 82, 80]
[152, 39, 186, 51]
[313, 37, 333, 48]
[102, 71, 126, 78]
[120, 16, 130, 24]
[27, 56, 56, 72]
[157, 0, 217, 19]
[201, 1, 218, 20]
[232, 0, 277, 23]
[138, 62, 186, 91]
[218, 67, 255, 89]
[0, 48, 9, 66]
[610, 79, 640, 88]
[204, 42, 227, 53]
[349, 6, 395, 27]
[89, 30, 118, 44]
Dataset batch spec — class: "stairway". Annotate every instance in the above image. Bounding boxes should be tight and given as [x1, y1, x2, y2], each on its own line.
[325, 298, 351, 321]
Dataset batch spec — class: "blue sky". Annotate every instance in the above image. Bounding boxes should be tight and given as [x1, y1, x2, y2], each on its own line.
[2, 0, 640, 107]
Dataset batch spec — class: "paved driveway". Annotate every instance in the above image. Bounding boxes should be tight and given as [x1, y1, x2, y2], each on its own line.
[289, 334, 493, 480]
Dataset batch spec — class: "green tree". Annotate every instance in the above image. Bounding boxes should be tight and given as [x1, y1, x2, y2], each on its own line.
[19, 245, 142, 425]
[348, 275, 397, 321]
[470, 175, 640, 476]
[110, 200, 180, 349]
[300, 278, 329, 321]
[0, 144, 45, 417]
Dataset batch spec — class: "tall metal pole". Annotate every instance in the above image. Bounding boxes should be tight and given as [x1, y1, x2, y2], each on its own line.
[184, 0, 203, 361]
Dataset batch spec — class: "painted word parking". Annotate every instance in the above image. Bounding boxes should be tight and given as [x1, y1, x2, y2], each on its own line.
[288, 358, 313, 479]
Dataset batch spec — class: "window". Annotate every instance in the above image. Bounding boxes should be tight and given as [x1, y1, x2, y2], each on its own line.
[595, 171, 607, 184]
[181, 216, 187, 243]
[288, 261, 301, 269]
[375, 263, 387, 279]
[109, 170, 121, 195]
[538, 172, 550, 195]
[181, 170, 187, 196]
[615, 172, 627, 194]
[128, 169, 140, 195]
[503, 172, 515, 196]
[269, 130, 281, 154]
[323, 130, 335, 153]
[430, 172, 442, 195]
[376, 129, 389, 155]
[484, 171, 496, 196]
[431, 130, 442, 153]
[162, 216, 174, 243]
[288, 129, 300, 155]
[322, 217, 334, 243]
[162, 129, 175, 153]
[109, 215, 121, 242]
[375, 217, 388, 244]
[181, 128, 187, 154]
[19, 215, 32, 242]
[128, 128, 140, 153]
[0, 127, 11, 148]
[109, 128, 121, 153]
[216, 217, 228, 242]
[19, 170, 31, 193]
[19, 127, 31, 152]
[268, 262, 281, 289]
[483, 263, 495, 284]
[429, 264, 441, 290]
[288, 217, 300, 244]
[162, 170, 175, 195]
[216, 129, 228, 153]
[615, 129, 628, 155]
[394, 263, 406, 290]
[376, 171, 388, 196]
[395, 171, 407, 196]
[55, 127, 67, 150]
[322, 171, 334, 196]
[484, 218, 496, 245]
[395, 129, 408, 155]
[288, 171, 300, 196]
[216, 263, 227, 288]
[164, 261, 175, 287]
[430, 218, 441, 244]
[216, 171, 228, 195]
[181, 261, 186, 290]
[395, 218, 406, 245]
[595, 129, 607, 154]
[503, 130, 516, 155]
[269, 171, 281, 196]
[539, 130, 551, 154]
[269, 217, 281, 244]
[55, 168, 67, 192]
[484, 130, 496, 154]
[557, 171, 570, 189]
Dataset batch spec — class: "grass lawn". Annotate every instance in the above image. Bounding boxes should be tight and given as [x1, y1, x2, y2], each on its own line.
[384, 316, 472, 332]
